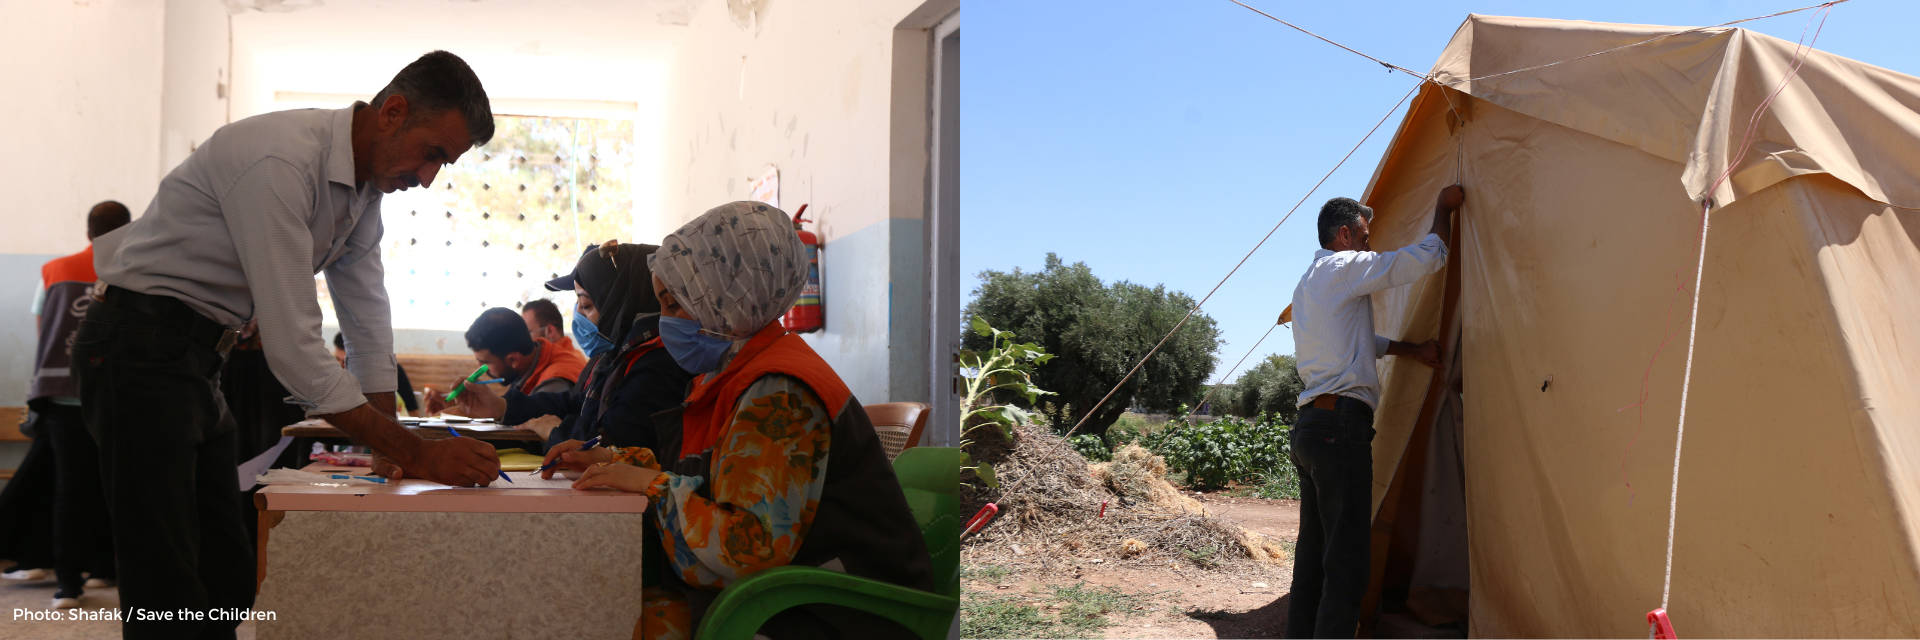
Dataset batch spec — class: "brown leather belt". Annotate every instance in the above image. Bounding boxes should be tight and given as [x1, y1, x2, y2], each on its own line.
[1311, 394, 1340, 410]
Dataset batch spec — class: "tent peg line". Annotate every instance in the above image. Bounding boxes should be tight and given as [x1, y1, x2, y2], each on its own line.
[1641, 4, 1836, 635]
[1191, 322, 1279, 417]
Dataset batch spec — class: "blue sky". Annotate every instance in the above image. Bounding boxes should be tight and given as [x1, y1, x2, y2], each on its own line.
[960, 0, 1920, 386]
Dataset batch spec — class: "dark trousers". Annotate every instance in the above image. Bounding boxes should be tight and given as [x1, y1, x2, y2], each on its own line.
[0, 426, 56, 570]
[1285, 397, 1376, 639]
[43, 403, 116, 598]
[72, 294, 255, 640]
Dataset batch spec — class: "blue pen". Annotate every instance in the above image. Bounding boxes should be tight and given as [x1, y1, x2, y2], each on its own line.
[328, 474, 388, 484]
[533, 435, 602, 476]
[445, 425, 513, 484]
[475, 378, 506, 385]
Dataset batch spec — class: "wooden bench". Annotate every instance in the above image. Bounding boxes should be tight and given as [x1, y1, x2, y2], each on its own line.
[396, 353, 483, 400]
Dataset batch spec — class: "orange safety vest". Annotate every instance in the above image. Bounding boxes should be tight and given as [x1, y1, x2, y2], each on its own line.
[677, 322, 850, 459]
[42, 245, 96, 289]
[32, 246, 97, 400]
[517, 336, 588, 395]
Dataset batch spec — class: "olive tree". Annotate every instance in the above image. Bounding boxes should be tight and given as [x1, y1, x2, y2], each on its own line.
[1213, 354, 1304, 425]
[963, 253, 1221, 440]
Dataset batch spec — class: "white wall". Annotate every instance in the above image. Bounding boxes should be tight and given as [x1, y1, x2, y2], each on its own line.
[0, 0, 958, 414]
[0, 0, 167, 256]
[656, 0, 955, 405]
[0, 0, 173, 410]
[161, 0, 233, 177]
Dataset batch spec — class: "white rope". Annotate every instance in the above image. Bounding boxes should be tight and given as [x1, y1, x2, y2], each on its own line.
[1658, 4, 1832, 617]
[1192, 323, 1279, 415]
[1224, 0, 1428, 80]
[1056, 81, 1421, 439]
[1662, 200, 1711, 610]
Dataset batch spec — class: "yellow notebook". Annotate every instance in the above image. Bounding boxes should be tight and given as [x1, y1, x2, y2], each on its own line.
[494, 448, 546, 472]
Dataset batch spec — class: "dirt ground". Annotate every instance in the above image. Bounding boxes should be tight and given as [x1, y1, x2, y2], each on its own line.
[1193, 492, 1301, 542]
[965, 491, 1302, 639]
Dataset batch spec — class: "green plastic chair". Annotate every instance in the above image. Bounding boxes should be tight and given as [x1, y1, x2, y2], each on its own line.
[693, 446, 961, 640]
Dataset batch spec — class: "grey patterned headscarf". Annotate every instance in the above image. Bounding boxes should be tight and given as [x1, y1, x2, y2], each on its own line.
[647, 201, 807, 340]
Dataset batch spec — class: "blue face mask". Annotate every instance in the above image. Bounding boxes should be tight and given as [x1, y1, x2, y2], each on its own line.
[572, 307, 614, 358]
[658, 315, 734, 374]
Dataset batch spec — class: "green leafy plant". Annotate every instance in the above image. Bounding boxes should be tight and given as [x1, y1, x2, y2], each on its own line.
[959, 316, 1056, 488]
[1253, 466, 1303, 500]
[1104, 414, 1153, 450]
[1068, 434, 1111, 462]
[1140, 414, 1296, 492]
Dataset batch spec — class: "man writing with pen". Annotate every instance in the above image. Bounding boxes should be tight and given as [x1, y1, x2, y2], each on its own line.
[77, 51, 502, 639]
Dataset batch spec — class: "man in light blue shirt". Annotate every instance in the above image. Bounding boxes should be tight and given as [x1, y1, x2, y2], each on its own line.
[1284, 185, 1460, 638]
[77, 51, 502, 639]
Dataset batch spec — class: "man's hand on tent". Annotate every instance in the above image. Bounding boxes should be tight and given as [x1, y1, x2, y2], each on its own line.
[1438, 184, 1465, 211]
[1431, 184, 1464, 239]
[1389, 339, 1443, 372]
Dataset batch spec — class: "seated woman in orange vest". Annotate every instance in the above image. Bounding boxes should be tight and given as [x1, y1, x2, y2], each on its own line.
[542, 202, 933, 640]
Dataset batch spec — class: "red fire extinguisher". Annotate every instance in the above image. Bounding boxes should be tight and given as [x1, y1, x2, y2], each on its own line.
[782, 204, 824, 333]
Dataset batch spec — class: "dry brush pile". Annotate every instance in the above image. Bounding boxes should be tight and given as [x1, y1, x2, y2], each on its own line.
[962, 422, 1288, 576]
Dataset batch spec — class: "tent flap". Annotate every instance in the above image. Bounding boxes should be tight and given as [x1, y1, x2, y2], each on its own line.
[1430, 14, 1920, 211]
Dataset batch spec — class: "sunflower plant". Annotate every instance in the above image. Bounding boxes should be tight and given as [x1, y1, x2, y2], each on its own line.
[958, 316, 1055, 488]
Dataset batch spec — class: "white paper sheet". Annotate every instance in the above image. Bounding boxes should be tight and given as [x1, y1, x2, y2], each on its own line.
[487, 471, 582, 490]
[237, 435, 296, 491]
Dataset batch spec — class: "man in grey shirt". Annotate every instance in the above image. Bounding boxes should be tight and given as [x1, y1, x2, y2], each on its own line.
[77, 51, 501, 639]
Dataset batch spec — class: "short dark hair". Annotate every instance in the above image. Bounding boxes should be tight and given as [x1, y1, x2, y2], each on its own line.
[1317, 197, 1373, 247]
[522, 299, 563, 330]
[333, 332, 346, 351]
[465, 307, 536, 357]
[87, 201, 130, 240]
[370, 50, 494, 147]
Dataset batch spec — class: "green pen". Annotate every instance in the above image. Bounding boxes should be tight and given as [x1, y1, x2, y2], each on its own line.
[444, 364, 489, 403]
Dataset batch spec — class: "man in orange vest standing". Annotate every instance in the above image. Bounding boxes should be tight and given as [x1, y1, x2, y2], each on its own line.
[31, 201, 131, 609]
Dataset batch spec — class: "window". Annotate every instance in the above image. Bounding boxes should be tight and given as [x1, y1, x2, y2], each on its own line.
[317, 116, 635, 330]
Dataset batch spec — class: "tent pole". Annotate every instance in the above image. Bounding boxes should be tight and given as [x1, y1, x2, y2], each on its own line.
[1358, 89, 1470, 637]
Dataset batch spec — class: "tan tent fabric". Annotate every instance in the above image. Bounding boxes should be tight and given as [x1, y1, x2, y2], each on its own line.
[1428, 14, 1920, 211]
[1355, 14, 1920, 638]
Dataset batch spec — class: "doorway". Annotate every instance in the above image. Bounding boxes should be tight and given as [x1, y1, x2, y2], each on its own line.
[923, 10, 961, 448]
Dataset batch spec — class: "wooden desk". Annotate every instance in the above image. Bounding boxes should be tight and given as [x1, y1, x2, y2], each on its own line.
[280, 419, 545, 442]
[251, 471, 648, 639]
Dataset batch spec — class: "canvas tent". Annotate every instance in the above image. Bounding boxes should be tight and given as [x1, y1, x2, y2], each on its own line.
[1353, 14, 1920, 638]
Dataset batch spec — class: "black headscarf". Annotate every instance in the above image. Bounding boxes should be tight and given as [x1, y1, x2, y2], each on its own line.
[572, 241, 661, 346]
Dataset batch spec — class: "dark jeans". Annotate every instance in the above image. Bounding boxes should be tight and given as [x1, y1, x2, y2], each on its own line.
[1285, 397, 1376, 639]
[72, 293, 255, 640]
[0, 425, 56, 571]
[43, 402, 116, 598]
